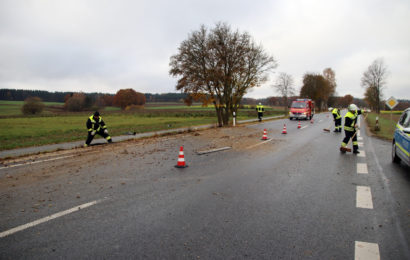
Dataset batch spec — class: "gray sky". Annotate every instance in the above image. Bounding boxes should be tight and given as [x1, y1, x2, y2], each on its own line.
[1, 0, 409, 99]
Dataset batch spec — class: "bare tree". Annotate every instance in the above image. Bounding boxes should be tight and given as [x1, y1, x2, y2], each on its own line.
[273, 72, 295, 114]
[361, 58, 388, 114]
[169, 22, 277, 126]
[323, 68, 337, 107]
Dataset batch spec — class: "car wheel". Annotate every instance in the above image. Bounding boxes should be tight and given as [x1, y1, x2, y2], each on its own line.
[392, 141, 401, 163]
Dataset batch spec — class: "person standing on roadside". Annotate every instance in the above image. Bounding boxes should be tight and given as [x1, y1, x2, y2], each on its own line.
[84, 111, 112, 147]
[256, 102, 264, 122]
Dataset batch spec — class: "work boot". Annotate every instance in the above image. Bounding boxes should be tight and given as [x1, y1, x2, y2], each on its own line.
[353, 150, 360, 154]
[333, 129, 338, 132]
[108, 139, 112, 143]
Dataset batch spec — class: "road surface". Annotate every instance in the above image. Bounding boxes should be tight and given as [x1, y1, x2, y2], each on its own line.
[0, 112, 409, 259]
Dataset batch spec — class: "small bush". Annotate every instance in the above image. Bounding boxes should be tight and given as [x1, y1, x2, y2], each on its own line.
[22, 97, 45, 115]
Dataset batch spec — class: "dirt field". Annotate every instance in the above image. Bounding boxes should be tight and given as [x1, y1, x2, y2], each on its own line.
[0, 125, 283, 203]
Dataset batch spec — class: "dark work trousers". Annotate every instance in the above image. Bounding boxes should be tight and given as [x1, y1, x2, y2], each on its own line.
[85, 130, 111, 145]
[342, 130, 358, 151]
[335, 118, 342, 132]
[258, 112, 263, 122]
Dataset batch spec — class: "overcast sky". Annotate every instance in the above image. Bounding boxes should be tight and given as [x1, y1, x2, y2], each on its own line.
[0, 0, 409, 99]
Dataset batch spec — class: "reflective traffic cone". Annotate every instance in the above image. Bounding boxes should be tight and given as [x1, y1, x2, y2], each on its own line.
[297, 121, 301, 129]
[175, 146, 188, 168]
[282, 124, 287, 134]
[262, 129, 268, 140]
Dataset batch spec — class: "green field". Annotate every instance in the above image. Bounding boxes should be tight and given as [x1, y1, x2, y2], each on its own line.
[365, 112, 401, 140]
[0, 101, 285, 150]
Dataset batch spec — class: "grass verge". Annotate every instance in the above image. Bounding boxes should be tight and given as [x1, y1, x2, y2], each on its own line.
[365, 112, 401, 140]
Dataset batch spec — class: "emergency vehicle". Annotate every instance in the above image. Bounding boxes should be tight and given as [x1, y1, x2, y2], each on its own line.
[289, 99, 315, 120]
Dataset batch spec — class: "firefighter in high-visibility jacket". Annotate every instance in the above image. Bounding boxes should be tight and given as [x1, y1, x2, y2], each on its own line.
[340, 104, 362, 154]
[256, 103, 264, 122]
[84, 111, 112, 147]
[331, 107, 342, 132]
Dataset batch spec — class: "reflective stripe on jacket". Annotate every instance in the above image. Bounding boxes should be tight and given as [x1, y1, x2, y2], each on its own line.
[256, 105, 264, 112]
[344, 111, 357, 131]
[332, 108, 341, 119]
[87, 115, 107, 132]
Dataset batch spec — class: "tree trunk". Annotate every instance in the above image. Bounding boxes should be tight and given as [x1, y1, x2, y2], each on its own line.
[214, 102, 223, 127]
[222, 107, 230, 126]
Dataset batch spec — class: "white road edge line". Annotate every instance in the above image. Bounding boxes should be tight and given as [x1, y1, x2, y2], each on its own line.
[0, 155, 75, 170]
[356, 186, 374, 209]
[355, 241, 380, 260]
[357, 163, 368, 174]
[300, 125, 308, 129]
[0, 199, 103, 238]
[246, 138, 274, 149]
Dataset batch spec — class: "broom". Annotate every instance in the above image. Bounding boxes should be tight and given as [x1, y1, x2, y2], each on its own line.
[323, 122, 333, 132]
[340, 131, 358, 152]
[340, 113, 368, 152]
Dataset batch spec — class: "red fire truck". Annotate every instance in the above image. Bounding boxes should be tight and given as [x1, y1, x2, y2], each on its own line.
[289, 99, 315, 120]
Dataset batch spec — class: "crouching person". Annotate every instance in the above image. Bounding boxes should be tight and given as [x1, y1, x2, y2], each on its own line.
[84, 111, 112, 147]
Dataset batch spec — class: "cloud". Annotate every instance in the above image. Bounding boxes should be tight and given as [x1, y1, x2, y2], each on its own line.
[0, 0, 409, 99]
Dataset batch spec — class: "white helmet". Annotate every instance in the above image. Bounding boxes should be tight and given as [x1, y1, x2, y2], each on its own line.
[328, 107, 333, 112]
[259, 102, 262, 105]
[348, 104, 358, 112]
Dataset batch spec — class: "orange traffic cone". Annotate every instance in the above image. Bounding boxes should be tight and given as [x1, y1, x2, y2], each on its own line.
[175, 146, 188, 168]
[297, 121, 301, 129]
[262, 129, 268, 140]
[282, 124, 287, 134]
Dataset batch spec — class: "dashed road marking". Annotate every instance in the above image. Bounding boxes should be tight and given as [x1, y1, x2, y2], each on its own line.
[0, 155, 75, 170]
[357, 130, 361, 136]
[356, 186, 374, 209]
[300, 125, 308, 129]
[355, 241, 380, 260]
[0, 199, 103, 238]
[358, 137, 363, 141]
[357, 163, 368, 174]
[358, 142, 364, 147]
[357, 151, 366, 157]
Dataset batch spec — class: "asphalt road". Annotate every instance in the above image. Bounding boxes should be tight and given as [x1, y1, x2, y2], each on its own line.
[0, 112, 409, 259]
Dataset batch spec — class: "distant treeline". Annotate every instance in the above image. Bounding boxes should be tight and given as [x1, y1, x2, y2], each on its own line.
[1, 89, 408, 110]
[0, 89, 187, 103]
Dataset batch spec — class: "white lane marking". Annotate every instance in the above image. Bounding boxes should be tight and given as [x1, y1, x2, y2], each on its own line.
[355, 241, 380, 260]
[356, 186, 374, 209]
[0, 155, 75, 170]
[300, 125, 308, 129]
[358, 137, 363, 141]
[318, 119, 322, 122]
[357, 130, 361, 137]
[357, 163, 368, 174]
[358, 142, 364, 147]
[357, 151, 366, 157]
[246, 139, 274, 149]
[0, 200, 102, 238]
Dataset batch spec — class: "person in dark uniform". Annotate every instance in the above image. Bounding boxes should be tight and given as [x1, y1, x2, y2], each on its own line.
[256, 103, 264, 122]
[84, 111, 112, 147]
[340, 104, 362, 154]
[331, 107, 342, 132]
